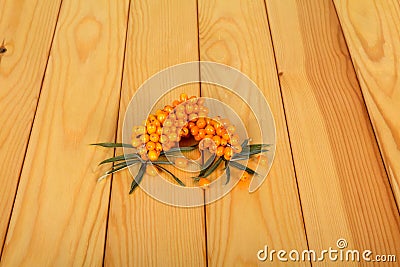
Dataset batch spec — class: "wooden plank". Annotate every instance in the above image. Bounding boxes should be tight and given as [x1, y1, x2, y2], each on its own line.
[333, 0, 400, 207]
[0, 0, 129, 265]
[197, 0, 309, 265]
[0, 0, 62, 249]
[266, 0, 400, 261]
[104, 1, 206, 266]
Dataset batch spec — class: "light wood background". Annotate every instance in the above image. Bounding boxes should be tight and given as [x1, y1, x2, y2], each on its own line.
[0, 0, 399, 266]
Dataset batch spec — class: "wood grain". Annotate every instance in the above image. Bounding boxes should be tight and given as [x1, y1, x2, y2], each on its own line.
[0, 0, 62, 249]
[198, 0, 309, 265]
[0, 0, 129, 265]
[266, 0, 400, 263]
[333, 0, 400, 208]
[104, 1, 206, 266]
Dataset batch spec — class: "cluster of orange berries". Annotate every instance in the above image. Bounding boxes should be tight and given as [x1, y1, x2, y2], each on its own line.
[131, 93, 241, 162]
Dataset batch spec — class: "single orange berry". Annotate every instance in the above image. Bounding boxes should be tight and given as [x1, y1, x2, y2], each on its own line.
[157, 112, 167, 124]
[187, 121, 196, 129]
[156, 126, 163, 136]
[131, 138, 141, 148]
[198, 129, 206, 139]
[220, 138, 228, 146]
[212, 136, 221, 147]
[147, 123, 157, 134]
[198, 178, 210, 187]
[194, 134, 202, 141]
[180, 93, 188, 102]
[149, 133, 159, 143]
[140, 134, 150, 143]
[164, 105, 173, 113]
[185, 104, 194, 114]
[190, 126, 199, 136]
[222, 132, 231, 141]
[215, 127, 224, 136]
[148, 150, 158, 161]
[224, 147, 233, 160]
[146, 141, 156, 151]
[196, 118, 207, 129]
[216, 146, 225, 157]
[155, 142, 163, 151]
[180, 127, 189, 137]
[205, 125, 215, 135]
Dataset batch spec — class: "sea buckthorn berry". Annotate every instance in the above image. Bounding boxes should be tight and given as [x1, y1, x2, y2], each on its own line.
[155, 142, 163, 151]
[196, 118, 206, 129]
[205, 125, 215, 135]
[136, 126, 146, 135]
[198, 129, 206, 139]
[163, 119, 173, 127]
[198, 178, 210, 187]
[215, 127, 224, 136]
[168, 113, 177, 120]
[140, 134, 150, 143]
[224, 147, 233, 160]
[188, 96, 198, 104]
[226, 125, 236, 134]
[131, 138, 141, 148]
[149, 133, 160, 143]
[155, 109, 163, 115]
[137, 146, 147, 155]
[176, 104, 186, 113]
[193, 104, 199, 113]
[199, 140, 208, 150]
[185, 104, 194, 114]
[148, 114, 157, 122]
[204, 134, 213, 140]
[215, 146, 225, 157]
[156, 126, 163, 136]
[212, 136, 221, 146]
[187, 121, 196, 129]
[222, 132, 231, 141]
[188, 113, 198, 122]
[177, 119, 186, 127]
[175, 157, 188, 168]
[209, 144, 217, 154]
[164, 105, 173, 113]
[220, 138, 228, 146]
[194, 134, 202, 141]
[172, 100, 180, 107]
[148, 150, 158, 161]
[147, 123, 157, 134]
[141, 153, 149, 161]
[180, 93, 188, 102]
[180, 127, 189, 137]
[230, 134, 240, 145]
[146, 165, 159, 176]
[168, 132, 178, 142]
[157, 112, 167, 124]
[146, 141, 156, 151]
[190, 126, 199, 136]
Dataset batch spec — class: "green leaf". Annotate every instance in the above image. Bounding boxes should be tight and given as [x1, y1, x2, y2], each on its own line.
[91, 142, 134, 148]
[229, 161, 257, 175]
[99, 153, 141, 165]
[198, 157, 223, 178]
[155, 165, 186, 186]
[198, 155, 216, 177]
[225, 161, 231, 185]
[129, 163, 147, 194]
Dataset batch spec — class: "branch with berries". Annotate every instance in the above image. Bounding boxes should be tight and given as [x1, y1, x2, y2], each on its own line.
[92, 93, 271, 193]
